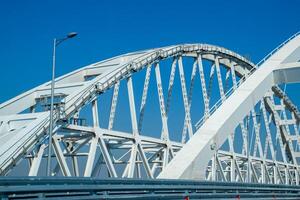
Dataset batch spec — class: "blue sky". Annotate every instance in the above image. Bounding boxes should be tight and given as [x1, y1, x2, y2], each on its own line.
[0, 0, 299, 102]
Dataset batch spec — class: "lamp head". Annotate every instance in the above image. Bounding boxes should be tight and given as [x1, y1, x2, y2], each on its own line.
[67, 32, 78, 38]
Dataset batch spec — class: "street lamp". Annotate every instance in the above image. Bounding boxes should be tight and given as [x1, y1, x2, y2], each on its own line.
[47, 32, 78, 176]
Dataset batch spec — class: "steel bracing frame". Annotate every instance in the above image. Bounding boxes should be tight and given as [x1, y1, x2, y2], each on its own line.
[160, 32, 300, 182]
[0, 33, 300, 187]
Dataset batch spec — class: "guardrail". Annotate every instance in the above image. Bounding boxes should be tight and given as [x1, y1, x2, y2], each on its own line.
[256, 31, 300, 67]
[0, 177, 300, 200]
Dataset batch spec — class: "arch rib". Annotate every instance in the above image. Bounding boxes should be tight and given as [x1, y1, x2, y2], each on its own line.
[158, 33, 300, 179]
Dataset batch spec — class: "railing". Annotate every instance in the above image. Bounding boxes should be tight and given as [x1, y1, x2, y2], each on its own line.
[1, 177, 300, 199]
[195, 31, 300, 130]
[64, 42, 261, 120]
[256, 31, 300, 67]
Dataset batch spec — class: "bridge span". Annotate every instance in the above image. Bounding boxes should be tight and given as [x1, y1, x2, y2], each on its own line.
[0, 32, 300, 198]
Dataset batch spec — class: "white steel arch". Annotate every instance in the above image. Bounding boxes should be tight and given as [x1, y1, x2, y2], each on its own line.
[159, 32, 300, 180]
[0, 44, 254, 176]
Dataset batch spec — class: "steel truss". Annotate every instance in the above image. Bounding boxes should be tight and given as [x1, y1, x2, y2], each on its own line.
[160, 32, 300, 182]
[0, 34, 300, 186]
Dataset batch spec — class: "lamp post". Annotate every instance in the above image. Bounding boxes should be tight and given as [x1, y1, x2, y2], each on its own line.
[47, 32, 78, 176]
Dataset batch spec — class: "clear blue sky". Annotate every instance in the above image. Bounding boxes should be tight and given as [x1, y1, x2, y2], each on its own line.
[0, 0, 299, 103]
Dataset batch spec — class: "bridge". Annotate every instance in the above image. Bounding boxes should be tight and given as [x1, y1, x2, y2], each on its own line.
[0, 32, 300, 199]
